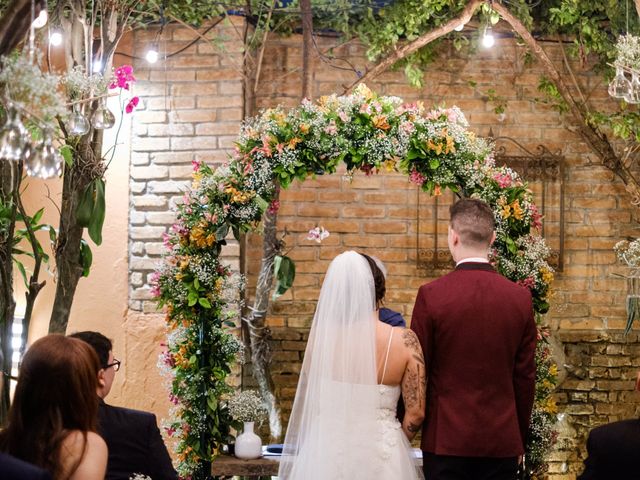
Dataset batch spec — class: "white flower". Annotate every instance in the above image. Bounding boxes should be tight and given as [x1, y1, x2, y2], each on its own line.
[129, 474, 152, 480]
[307, 226, 330, 243]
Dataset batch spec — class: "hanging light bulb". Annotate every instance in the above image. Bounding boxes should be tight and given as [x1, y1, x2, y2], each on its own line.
[49, 30, 63, 46]
[31, 9, 48, 29]
[92, 59, 103, 73]
[609, 65, 632, 99]
[0, 105, 30, 162]
[145, 46, 159, 64]
[454, 23, 465, 32]
[482, 25, 495, 48]
[91, 98, 116, 129]
[26, 129, 62, 179]
[67, 104, 90, 136]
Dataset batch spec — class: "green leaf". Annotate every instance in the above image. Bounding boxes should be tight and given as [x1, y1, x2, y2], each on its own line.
[272, 255, 296, 300]
[88, 178, 106, 245]
[198, 297, 212, 309]
[255, 195, 269, 212]
[60, 145, 73, 168]
[76, 182, 95, 228]
[215, 223, 229, 241]
[429, 158, 440, 170]
[30, 207, 44, 225]
[14, 260, 28, 288]
[194, 277, 200, 290]
[79, 239, 93, 277]
[188, 292, 198, 307]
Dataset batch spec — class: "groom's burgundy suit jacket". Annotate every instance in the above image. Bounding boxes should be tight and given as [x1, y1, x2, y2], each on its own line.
[411, 262, 537, 458]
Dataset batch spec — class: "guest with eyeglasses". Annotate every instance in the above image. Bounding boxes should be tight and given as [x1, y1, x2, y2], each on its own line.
[70, 331, 177, 480]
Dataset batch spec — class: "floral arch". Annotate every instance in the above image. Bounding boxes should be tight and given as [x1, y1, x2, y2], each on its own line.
[154, 84, 558, 479]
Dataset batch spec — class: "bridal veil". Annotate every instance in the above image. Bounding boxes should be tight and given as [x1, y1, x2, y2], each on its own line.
[278, 251, 380, 479]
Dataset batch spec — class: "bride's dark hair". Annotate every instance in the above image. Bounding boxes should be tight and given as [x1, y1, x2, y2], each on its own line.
[360, 253, 386, 307]
[0, 334, 100, 479]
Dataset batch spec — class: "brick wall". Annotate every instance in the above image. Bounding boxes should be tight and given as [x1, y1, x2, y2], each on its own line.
[128, 20, 245, 312]
[128, 21, 640, 479]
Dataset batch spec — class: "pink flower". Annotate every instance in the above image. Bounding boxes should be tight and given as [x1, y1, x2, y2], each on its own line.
[125, 96, 139, 113]
[307, 226, 330, 243]
[517, 276, 536, 290]
[493, 173, 512, 188]
[399, 121, 415, 134]
[267, 200, 280, 215]
[530, 204, 543, 230]
[338, 111, 350, 122]
[165, 426, 176, 437]
[191, 159, 201, 171]
[409, 169, 426, 186]
[324, 120, 338, 135]
[360, 164, 374, 176]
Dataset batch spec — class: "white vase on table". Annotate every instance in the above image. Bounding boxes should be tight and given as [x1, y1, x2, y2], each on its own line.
[235, 421, 262, 459]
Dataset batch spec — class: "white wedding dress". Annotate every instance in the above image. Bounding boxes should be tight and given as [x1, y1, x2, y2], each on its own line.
[278, 252, 421, 480]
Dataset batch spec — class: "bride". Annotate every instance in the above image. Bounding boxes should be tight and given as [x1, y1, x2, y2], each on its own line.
[278, 251, 425, 479]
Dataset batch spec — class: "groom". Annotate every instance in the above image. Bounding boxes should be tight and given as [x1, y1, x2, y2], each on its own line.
[411, 198, 537, 480]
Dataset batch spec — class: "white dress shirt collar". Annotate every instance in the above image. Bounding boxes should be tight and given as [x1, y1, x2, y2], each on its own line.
[456, 257, 490, 266]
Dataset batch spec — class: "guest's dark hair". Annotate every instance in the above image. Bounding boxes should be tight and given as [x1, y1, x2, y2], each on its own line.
[0, 335, 100, 479]
[450, 198, 495, 247]
[360, 253, 386, 307]
[69, 331, 112, 367]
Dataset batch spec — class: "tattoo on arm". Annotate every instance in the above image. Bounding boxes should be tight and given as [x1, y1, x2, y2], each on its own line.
[402, 329, 421, 353]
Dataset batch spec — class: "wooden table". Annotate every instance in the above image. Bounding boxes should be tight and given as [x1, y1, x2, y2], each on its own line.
[211, 454, 279, 479]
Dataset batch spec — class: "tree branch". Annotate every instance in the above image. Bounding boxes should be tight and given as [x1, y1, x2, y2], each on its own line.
[636, 0, 640, 19]
[0, 0, 46, 59]
[300, 0, 313, 100]
[493, 2, 640, 205]
[343, 0, 484, 93]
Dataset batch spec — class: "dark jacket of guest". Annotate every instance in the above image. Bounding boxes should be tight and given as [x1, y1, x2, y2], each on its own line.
[411, 262, 537, 457]
[98, 400, 178, 480]
[0, 452, 52, 480]
[578, 419, 640, 480]
[379, 307, 406, 327]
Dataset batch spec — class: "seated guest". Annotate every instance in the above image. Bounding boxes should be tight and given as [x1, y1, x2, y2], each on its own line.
[0, 452, 52, 480]
[578, 372, 640, 479]
[70, 331, 178, 480]
[0, 335, 107, 480]
[361, 254, 407, 327]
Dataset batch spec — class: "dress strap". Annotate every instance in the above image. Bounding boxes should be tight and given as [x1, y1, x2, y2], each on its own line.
[380, 326, 394, 384]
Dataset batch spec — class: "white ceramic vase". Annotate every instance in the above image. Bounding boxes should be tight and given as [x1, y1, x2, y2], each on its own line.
[235, 421, 262, 460]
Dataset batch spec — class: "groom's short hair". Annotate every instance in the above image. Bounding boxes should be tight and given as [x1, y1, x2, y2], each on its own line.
[450, 198, 495, 247]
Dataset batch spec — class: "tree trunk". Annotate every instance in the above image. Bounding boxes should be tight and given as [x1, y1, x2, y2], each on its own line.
[300, 0, 313, 100]
[0, 161, 19, 424]
[240, 11, 283, 440]
[0, 0, 45, 58]
[245, 189, 283, 440]
[49, 136, 104, 333]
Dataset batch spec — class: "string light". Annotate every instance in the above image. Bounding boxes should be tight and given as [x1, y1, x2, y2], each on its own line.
[145, 46, 159, 64]
[482, 25, 495, 48]
[92, 60, 103, 73]
[31, 9, 48, 29]
[49, 31, 62, 46]
[454, 23, 465, 32]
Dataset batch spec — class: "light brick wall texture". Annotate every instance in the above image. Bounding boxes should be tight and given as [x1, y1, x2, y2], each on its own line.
[129, 23, 639, 479]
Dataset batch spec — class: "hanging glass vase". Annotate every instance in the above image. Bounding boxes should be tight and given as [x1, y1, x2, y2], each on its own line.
[68, 104, 90, 136]
[626, 269, 640, 335]
[91, 98, 115, 129]
[26, 130, 62, 179]
[0, 104, 29, 162]
[609, 66, 632, 99]
[625, 73, 640, 104]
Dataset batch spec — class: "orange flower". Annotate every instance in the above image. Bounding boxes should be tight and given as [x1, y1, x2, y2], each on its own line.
[287, 137, 302, 149]
[433, 184, 442, 196]
[372, 115, 390, 131]
[299, 124, 310, 134]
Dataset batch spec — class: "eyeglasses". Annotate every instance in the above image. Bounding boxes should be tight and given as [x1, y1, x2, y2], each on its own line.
[104, 359, 121, 372]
